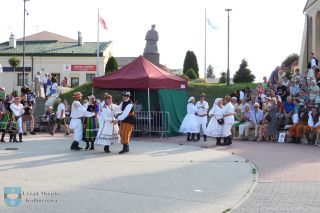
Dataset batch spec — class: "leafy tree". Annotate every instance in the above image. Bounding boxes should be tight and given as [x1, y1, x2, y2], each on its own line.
[219, 72, 227, 83]
[233, 59, 255, 83]
[8, 57, 20, 88]
[105, 56, 118, 74]
[206, 65, 215, 79]
[281, 53, 299, 68]
[183, 50, 199, 78]
[185, 68, 197, 80]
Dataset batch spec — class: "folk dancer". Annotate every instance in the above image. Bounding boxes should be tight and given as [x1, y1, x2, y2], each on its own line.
[195, 93, 209, 141]
[69, 92, 94, 150]
[10, 97, 25, 142]
[223, 96, 235, 145]
[83, 95, 99, 150]
[205, 98, 225, 145]
[95, 93, 120, 153]
[114, 91, 136, 154]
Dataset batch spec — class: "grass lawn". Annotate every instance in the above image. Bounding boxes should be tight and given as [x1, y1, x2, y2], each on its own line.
[60, 82, 257, 107]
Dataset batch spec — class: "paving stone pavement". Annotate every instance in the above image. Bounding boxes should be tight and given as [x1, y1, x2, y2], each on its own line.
[141, 136, 320, 212]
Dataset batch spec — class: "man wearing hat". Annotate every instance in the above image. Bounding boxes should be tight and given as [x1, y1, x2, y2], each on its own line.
[113, 91, 135, 154]
[69, 92, 94, 150]
[195, 93, 209, 141]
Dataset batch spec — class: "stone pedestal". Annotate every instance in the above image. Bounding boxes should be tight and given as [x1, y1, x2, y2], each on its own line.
[143, 53, 160, 66]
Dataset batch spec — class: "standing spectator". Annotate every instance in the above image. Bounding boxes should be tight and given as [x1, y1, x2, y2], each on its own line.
[61, 76, 68, 87]
[262, 76, 268, 90]
[133, 100, 142, 113]
[21, 94, 36, 135]
[33, 71, 41, 97]
[266, 98, 278, 142]
[46, 74, 52, 97]
[52, 98, 70, 136]
[50, 77, 58, 96]
[290, 80, 300, 97]
[249, 103, 264, 141]
[310, 52, 319, 67]
[309, 80, 319, 104]
[42, 73, 48, 98]
[269, 66, 281, 88]
[307, 65, 317, 86]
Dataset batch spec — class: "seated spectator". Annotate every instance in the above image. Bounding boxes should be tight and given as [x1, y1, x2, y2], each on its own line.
[279, 96, 294, 127]
[299, 89, 310, 106]
[232, 107, 243, 138]
[238, 98, 247, 113]
[291, 69, 303, 82]
[277, 81, 288, 102]
[308, 80, 319, 104]
[42, 106, 55, 135]
[266, 98, 278, 142]
[288, 105, 309, 143]
[231, 97, 238, 109]
[307, 65, 317, 85]
[21, 94, 36, 135]
[236, 104, 251, 141]
[290, 80, 300, 97]
[249, 103, 264, 141]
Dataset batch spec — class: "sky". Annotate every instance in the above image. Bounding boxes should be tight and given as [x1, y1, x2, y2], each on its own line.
[0, 0, 307, 81]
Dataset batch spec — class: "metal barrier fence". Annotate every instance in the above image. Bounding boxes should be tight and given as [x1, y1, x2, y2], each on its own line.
[133, 111, 170, 139]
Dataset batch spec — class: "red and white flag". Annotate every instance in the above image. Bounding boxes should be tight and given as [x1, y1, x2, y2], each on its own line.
[99, 15, 108, 30]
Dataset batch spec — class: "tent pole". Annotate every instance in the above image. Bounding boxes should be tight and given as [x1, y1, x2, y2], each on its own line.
[148, 88, 151, 138]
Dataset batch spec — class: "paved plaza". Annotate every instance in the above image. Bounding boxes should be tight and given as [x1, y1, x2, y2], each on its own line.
[0, 135, 255, 213]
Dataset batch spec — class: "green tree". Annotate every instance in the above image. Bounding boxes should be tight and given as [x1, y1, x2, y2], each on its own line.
[183, 50, 199, 78]
[281, 53, 299, 68]
[105, 56, 118, 74]
[8, 57, 20, 88]
[185, 68, 197, 80]
[233, 59, 255, 83]
[219, 72, 227, 83]
[206, 65, 215, 79]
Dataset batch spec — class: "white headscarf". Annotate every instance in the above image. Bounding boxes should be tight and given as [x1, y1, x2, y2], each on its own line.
[213, 98, 223, 109]
[188, 96, 195, 103]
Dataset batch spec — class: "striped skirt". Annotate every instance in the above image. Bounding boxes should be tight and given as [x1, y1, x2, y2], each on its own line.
[83, 116, 99, 142]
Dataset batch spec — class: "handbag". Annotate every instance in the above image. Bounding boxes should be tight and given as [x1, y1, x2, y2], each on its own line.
[217, 118, 224, 125]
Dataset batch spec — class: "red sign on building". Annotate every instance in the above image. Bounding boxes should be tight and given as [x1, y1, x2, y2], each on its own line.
[71, 65, 96, 71]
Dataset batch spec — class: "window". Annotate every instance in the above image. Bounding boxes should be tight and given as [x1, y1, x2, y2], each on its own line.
[71, 77, 79, 88]
[17, 73, 29, 86]
[51, 73, 61, 85]
[86, 74, 95, 83]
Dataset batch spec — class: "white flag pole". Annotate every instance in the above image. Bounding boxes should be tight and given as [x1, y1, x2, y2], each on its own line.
[96, 8, 100, 78]
[204, 8, 207, 80]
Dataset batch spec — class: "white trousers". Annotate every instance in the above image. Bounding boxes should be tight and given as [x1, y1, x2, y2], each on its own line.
[239, 122, 250, 137]
[16, 117, 22, 133]
[70, 119, 83, 142]
[197, 116, 207, 134]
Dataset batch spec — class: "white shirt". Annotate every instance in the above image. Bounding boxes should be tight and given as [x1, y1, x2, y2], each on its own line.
[223, 102, 235, 124]
[308, 112, 320, 127]
[70, 100, 94, 119]
[195, 100, 209, 116]
[307, 69, 315, 80]
[117, 101, 134, 121]
[187, 103, 197, 114]
[311, 58, 317, 67]
[51, 82, 58, 90]
[56, 103, 65, 119]
[42, 77, 48, 85]
[10, 103, 24, 117]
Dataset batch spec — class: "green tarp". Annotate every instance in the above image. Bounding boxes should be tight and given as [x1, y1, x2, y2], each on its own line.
[134, 89, 187, 135]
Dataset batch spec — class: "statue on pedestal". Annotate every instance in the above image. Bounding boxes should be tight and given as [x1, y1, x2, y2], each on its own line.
[144, 24, 159, 54]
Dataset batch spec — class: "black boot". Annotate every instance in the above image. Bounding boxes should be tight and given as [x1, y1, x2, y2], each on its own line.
[227, 136, 232, 145]
[203, 134, 207, 142]
[305, 133, 311, 144]
[223, 137, 228, 145]
[70, 141, 83, 150]
[104, 145, 110, 153]
[291, 137, 296, 143]
[0, 133, 5, 142]
[296, 137, 301, 144]
[196, 133, 200, 141]
[13, 134, 17, 143]
[216, 137, 221, 146]
[191, 133, 196, 142]
[9, 134, 13, 142]
[89, 141, 94, 150]
[187, 133, 191, 141]
[119, 144, 129, 154]
[19, 133, 23, 142]
[85, 142, 90, 150]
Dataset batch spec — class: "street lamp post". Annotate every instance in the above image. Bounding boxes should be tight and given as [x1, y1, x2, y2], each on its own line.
[0, 63, 3, 87]
[23, 0, 29, 87]
[225, 8, 232, 86]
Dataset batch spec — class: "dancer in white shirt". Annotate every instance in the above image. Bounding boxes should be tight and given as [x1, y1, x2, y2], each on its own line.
[179, 97, 199, 142]
[195, 93, 209, 141]
[10, 97, 25, 142]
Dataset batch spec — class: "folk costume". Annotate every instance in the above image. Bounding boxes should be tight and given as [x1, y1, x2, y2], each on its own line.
[288, 111, 309, 143]
[0, 97, 17, 142]
[115, 91, 135, 154]
[195, 93, 209, 141]
[179, 97, 200, 141]
[95, 99, 120, 153]
[223, 98, 235, 145]
[83, 96, 99, 150]
[205, 98, 225, 145]
[10, 98, 25, 142]
[305, 109, 320, 144]
[69, 92, 94, 151]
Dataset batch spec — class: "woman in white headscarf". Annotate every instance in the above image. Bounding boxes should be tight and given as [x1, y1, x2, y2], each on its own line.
[179, 97, 200, 141]
[205, 98, 225, 145]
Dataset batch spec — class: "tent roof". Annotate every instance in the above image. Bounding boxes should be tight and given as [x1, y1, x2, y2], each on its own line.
[93, 55, 188, 90]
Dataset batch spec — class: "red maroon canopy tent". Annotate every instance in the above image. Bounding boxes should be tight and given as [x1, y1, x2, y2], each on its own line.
[92, 55, 188, 90]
